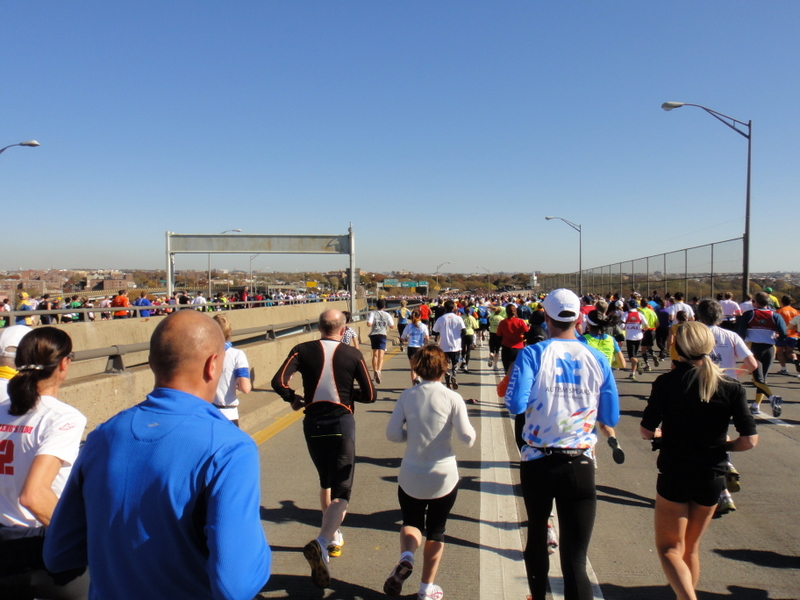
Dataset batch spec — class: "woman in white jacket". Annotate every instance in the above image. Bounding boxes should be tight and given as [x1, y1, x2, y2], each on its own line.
[384, 345, 476, 600]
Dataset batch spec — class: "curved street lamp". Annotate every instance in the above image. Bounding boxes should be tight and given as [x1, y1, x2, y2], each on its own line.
[0, 140, 40, 156]
[661, 101, 752, 298]
[434, 261, 451, 291]
[545, 216, 582, 295]
[208, 229, 242, 298]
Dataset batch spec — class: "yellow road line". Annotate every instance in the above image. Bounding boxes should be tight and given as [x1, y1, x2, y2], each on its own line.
[251, 410, 304, 446]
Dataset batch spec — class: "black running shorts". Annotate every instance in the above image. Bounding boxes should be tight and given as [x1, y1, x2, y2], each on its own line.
[303, 412, 356, 501]
[657, 470, 725, 507]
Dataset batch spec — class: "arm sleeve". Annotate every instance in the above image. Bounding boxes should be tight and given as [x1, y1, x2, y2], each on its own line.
[729, 383, 758, 437]
[205, 438, 271, 600]
[504, 346, 536, 415]
[43, 444, 90, 572]
[386, 399, 407, 443]
[271, 349, 300, 403]
[774, 313, 788, 337]
[596, 358, 620, 427]
[737, 312, 751, 338]
[354, 358, 377, 403]
[233, 350, 250, 380]
[641, 377, 666, 432]
[732, 333, 753, 359]
[452, 397, 476, 447]
[39, 411, 87, 466]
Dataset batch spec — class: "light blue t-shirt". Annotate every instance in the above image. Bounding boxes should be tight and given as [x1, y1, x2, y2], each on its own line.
[505, 338, 620, 461]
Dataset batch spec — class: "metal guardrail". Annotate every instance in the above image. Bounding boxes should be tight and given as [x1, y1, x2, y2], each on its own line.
[0, 299, 334, 326]
[63, 308, 374, 374]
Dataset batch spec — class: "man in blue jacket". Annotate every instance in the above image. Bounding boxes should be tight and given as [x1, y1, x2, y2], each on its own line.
[44, 309, 271, 600]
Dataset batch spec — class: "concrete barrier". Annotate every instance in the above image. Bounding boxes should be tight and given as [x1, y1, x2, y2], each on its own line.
[57, 300, 368, 433]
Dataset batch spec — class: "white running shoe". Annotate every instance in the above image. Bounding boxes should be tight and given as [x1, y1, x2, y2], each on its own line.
[418, 584, 444, 600]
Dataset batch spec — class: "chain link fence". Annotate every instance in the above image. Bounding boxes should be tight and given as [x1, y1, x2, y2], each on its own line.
[539, 237, 745, 300]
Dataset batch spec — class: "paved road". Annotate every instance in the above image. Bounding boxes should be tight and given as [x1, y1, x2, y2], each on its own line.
[245, 341, 800, 600]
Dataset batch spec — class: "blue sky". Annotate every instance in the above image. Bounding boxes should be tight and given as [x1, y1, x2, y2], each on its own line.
[2, 2, 798, 277]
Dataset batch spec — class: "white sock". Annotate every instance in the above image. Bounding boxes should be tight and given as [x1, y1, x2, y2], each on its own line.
[316, 535, 329, 549]
[400, 550, 414, 565]
[420, 582, 434, 596]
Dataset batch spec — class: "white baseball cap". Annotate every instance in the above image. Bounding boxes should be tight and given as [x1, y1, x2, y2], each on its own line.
[542, 289, 581, 322]
[0, 325, 32, 358]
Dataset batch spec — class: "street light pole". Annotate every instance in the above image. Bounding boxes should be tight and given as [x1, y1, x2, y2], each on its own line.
[662, 101, 752, 299]
[435, 261, 451, 292]
[209, 229, 241, 299]
[0, 140, 40, 156]
[545, 216, 582, 295]
[249, 254, 261, 294]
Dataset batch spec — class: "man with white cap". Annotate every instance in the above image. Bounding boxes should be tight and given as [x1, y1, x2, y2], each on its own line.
[0, 325, 32, 402]
[505, 289, 619, 600]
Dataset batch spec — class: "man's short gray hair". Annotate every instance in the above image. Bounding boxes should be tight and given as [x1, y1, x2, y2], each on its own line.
[696, 299, 723, 326]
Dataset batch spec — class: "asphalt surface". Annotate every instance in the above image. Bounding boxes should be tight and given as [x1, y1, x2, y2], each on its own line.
[246, 340, 800, 600]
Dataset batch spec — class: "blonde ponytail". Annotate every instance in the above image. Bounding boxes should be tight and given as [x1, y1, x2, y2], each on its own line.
[675, 322, 724, 402]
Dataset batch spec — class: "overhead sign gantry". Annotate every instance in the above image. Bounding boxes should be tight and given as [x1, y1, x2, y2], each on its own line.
[165, 224, 358, 314]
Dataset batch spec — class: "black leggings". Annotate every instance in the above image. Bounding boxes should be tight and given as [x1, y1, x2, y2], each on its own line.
[501, 346, 520, 374]
[0, 526, 89, 600]
[489, 332, 502, 355]
[461, 334, 474, 364]
[520, 454, 597, 600]
[398, 484, 459, 543]
[750, 342, 775, 400]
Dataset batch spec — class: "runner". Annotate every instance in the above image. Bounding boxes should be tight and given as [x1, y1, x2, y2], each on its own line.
[459, 307, 479, 373]
[384, 345, 476, 600]
[640, 322, 757, 600]
[496, 304, 529, 374]
[395, 300, 412, 351]
[400, 310, 430, 385]
[212, 314, 252, 427]
[622, 299, 647, 380]
[695, 299, 758, 516]
[582, 309, 627, 464]
[366, 299, 395, 384]
[738, 292, 787, 416]
[340, 311, 359, 349]
[432, 300, 465, 390]
[271, 309, 376, 588]
[505, 289, 619, 600]
[476, 301, 490, 347]
[487, 305, 505, 371]
[775, 295, 799, 376]
[0, 327, 89, 599]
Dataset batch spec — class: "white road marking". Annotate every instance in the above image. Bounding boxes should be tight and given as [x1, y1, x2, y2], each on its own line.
[478, 350, 604, 599]
[479, 362, 529, 599]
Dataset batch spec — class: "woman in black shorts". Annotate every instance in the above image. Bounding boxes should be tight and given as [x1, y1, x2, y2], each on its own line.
[640, 322, 757, 600]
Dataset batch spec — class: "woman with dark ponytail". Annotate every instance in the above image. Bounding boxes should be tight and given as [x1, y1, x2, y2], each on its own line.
[0, 327, 89, 599]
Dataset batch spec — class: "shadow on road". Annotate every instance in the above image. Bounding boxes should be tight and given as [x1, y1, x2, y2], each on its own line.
[596, 484, 654, 509]
[713, 548, 800, 570]
[600, 583, 792, 600]
[259, 571, 389, 599]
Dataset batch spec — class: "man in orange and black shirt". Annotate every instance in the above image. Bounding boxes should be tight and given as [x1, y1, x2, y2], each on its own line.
[271, 309, 375, 589]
